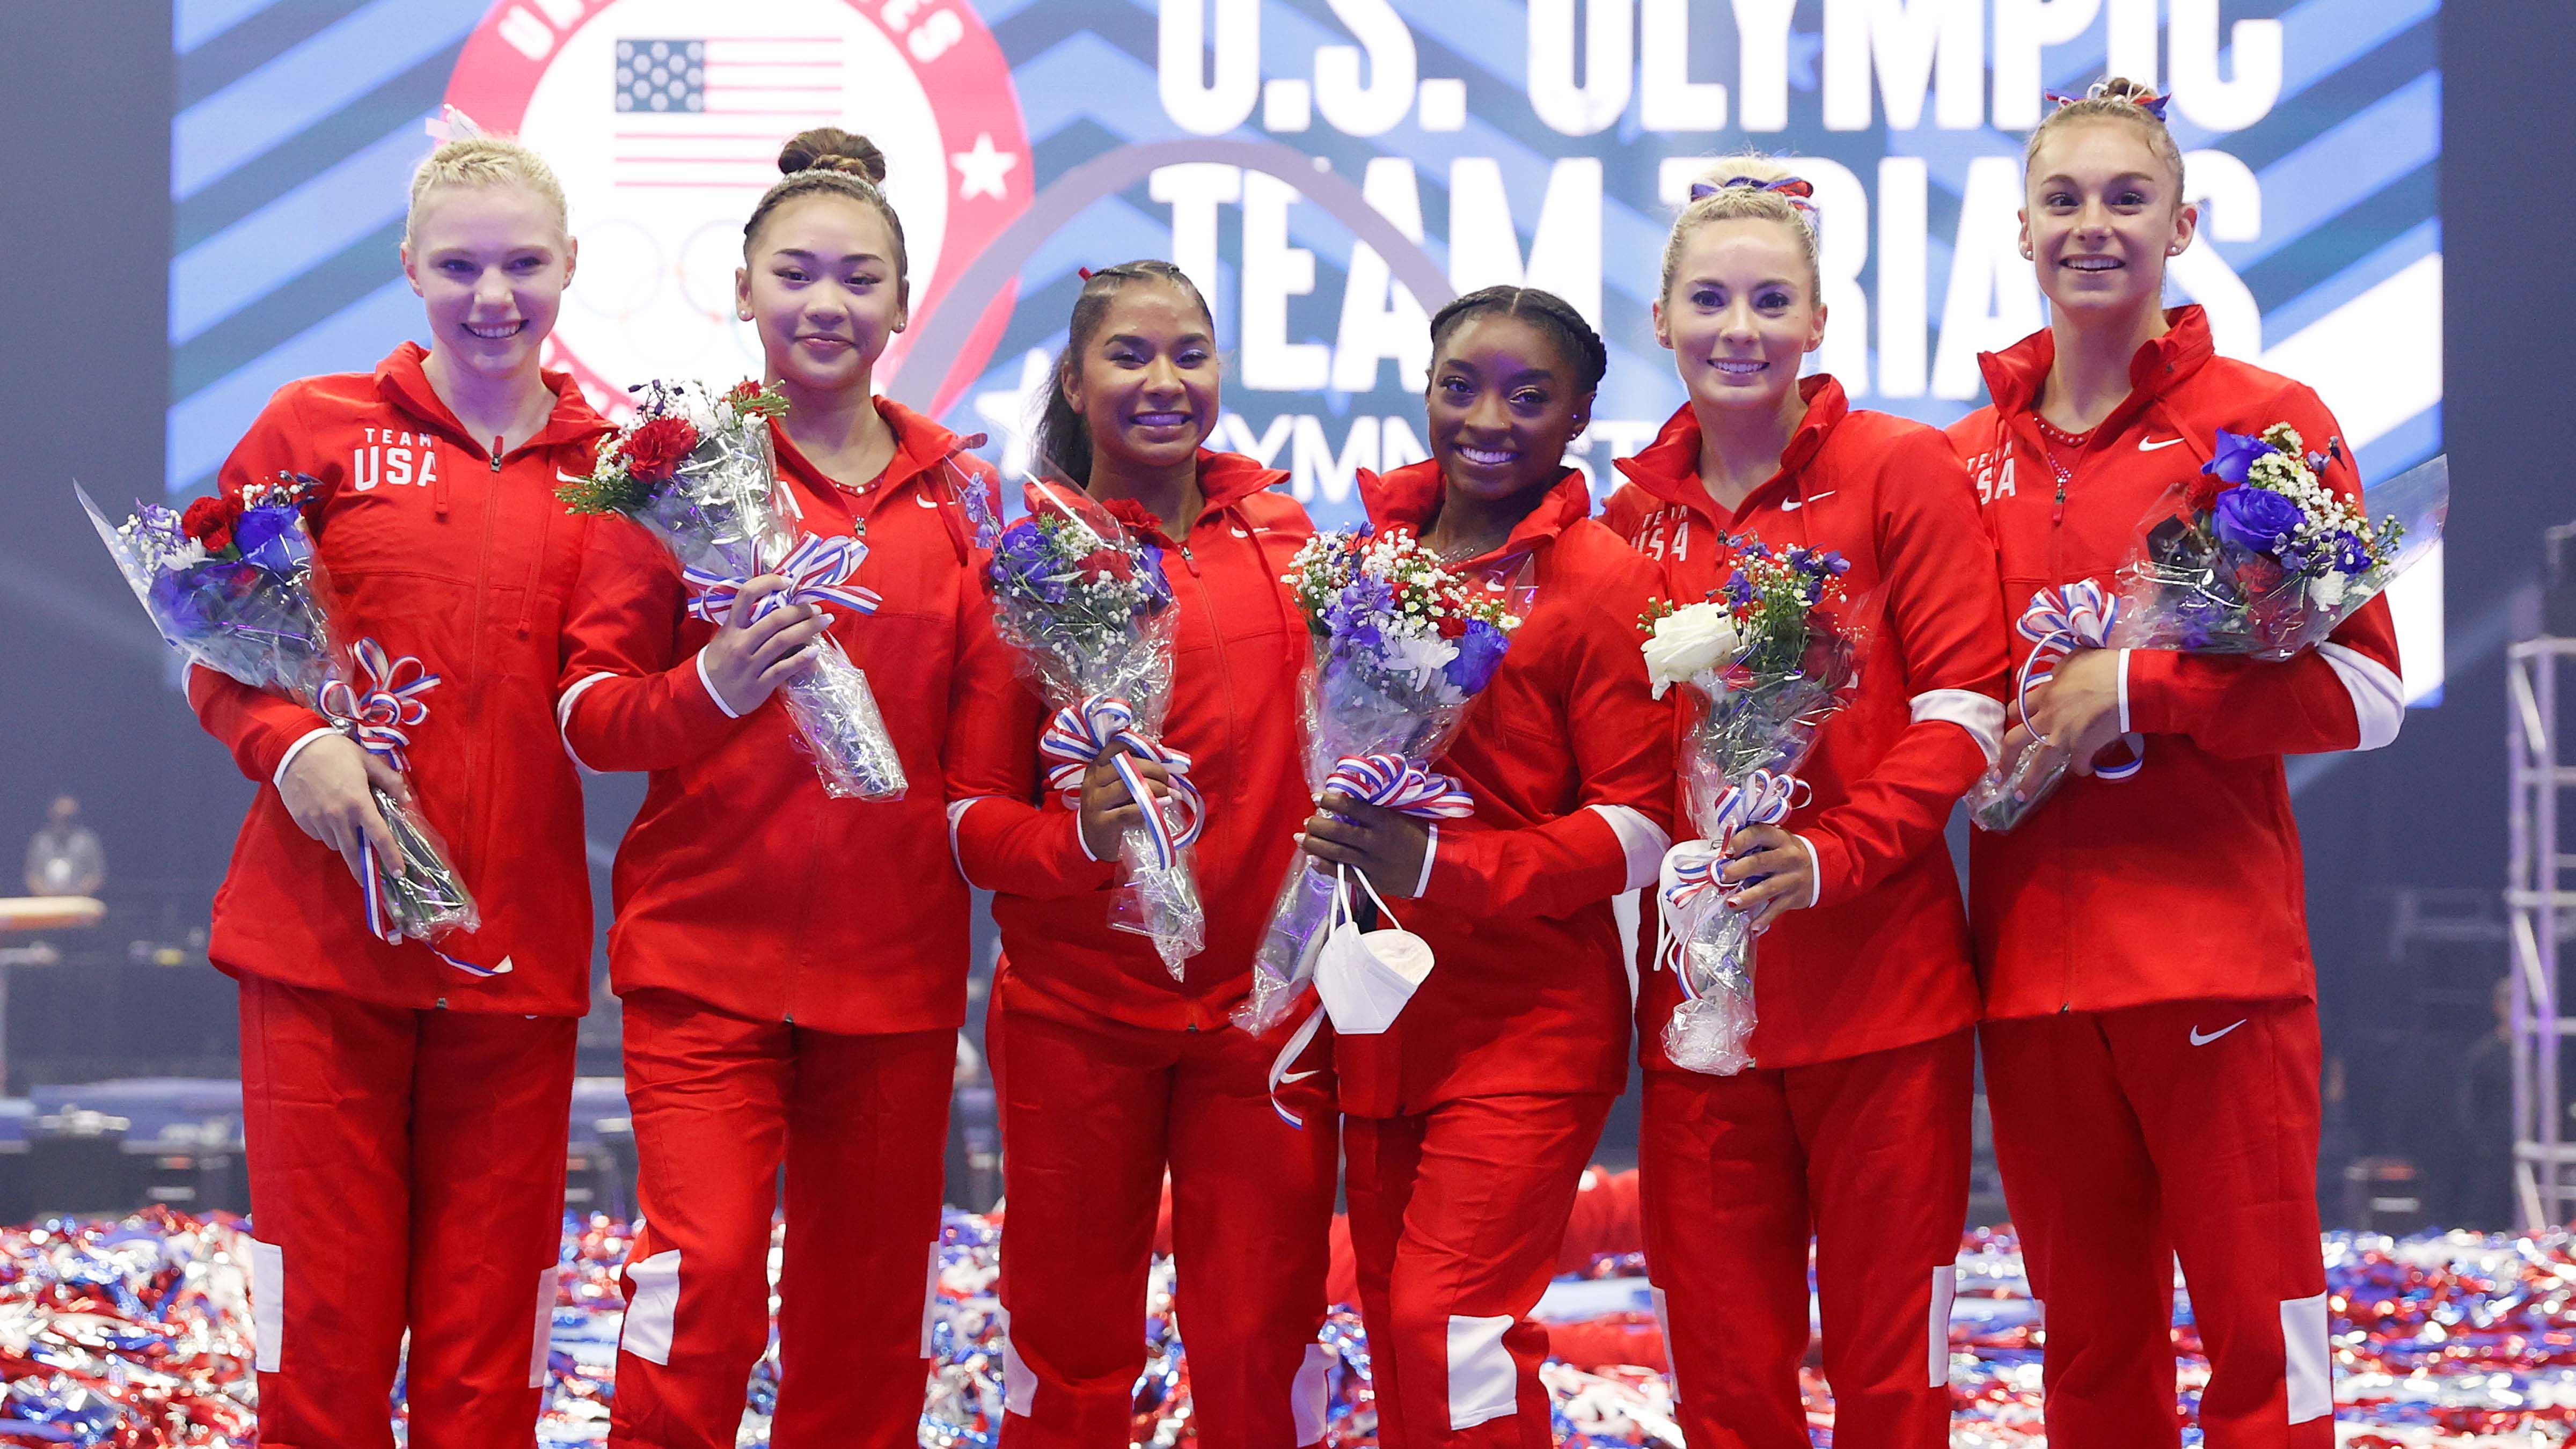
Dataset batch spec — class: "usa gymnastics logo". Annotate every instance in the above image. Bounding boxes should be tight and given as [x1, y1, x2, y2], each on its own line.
[441, 0, 1030, 419]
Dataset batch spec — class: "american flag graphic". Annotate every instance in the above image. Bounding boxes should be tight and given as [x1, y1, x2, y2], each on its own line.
[613, 36, 847, 189]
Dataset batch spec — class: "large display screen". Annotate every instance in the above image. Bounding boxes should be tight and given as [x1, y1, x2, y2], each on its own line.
[170, 0, 2442, 696]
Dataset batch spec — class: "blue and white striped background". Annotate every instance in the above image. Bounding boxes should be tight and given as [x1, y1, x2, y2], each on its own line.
[170, 0, 2440, 687]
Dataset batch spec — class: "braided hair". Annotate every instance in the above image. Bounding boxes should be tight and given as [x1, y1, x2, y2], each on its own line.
[1426, 285, 1608, 396]
[742, 127, 909, 288]
[1029, 260, 1217, 486]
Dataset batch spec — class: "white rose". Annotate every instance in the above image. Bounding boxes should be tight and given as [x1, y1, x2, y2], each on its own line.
[1641, 602, 1745, 699]
[2307, 569, 2348, 612]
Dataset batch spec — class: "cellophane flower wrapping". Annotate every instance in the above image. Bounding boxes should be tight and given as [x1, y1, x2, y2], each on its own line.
[1641, 538, 1862, 1075]
[985, 480, 1201, 975]
[556, 378, 908, 801]
[1233, 527, 1525, 1035]
[1968, 443, 2446, 832]
[78, 480, 478, 941]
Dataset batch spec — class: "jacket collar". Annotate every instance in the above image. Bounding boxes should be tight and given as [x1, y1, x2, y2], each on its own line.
[372, 341, 607, 458]
[1082, 450, 1292, 546]
[1360, 459, 1593, 569]
[1975, 305, 2215, 421]
[1612, 375, 1848, 528]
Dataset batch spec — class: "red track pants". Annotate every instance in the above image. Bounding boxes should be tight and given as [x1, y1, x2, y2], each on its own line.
[1981, 998, 2332, 1448]
[1639, 1029, 1972, 1448]
[1343, 1092, 1613, 1448]
[608, 989, 954, 1448]
[236, 972, 574, 1449]
[987, 976, 1339, 1448]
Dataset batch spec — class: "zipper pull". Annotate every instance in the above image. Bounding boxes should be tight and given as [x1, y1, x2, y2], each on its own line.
[489, 435, 504, 474]
[2052, 481, 2066, 529]
[1177, 542, 1200, 576]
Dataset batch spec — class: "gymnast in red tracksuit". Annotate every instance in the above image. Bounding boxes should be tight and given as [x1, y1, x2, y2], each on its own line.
[194, 135, 606, 1447]
[944, 260, 1336, 1447]
[1946, 81, 2405, 1448]
[1296, 286, 1673, 1446]
[556, 130, 1001, 1447]
[1602, 159, 2009, 1447]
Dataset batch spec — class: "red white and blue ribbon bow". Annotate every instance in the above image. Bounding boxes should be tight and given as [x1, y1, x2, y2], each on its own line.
[1038, 694, 1205, 869]
[1657, 769, 1804, 987]
[682, 531, 880, 625]
[1321, 753, 1476, 819]
[315, 641, 500, 975]
[317, 639, 437, 772]
[2014, 582, 2142, 782]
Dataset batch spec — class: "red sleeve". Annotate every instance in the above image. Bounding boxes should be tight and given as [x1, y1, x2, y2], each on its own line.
[943, 574, 1118, 900]
[1802, 435, 2011, 903]
[188, 386, 335, 784]
[555, 515, 747, 773]
[2122, 384, 2406, 758]
[1423, 550, 1678, 917]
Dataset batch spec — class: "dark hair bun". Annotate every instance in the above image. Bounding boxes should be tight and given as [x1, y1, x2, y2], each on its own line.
[2097, 76, 2156, 105]
[778, 127, 887, 185]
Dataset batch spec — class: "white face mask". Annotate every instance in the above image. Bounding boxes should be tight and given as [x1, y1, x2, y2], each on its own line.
[1312, 865, 1435, 1035]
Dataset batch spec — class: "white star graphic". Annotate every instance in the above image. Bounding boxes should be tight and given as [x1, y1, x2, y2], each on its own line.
[975, 348, 1055, 480]
[950, 133, 1016, 202]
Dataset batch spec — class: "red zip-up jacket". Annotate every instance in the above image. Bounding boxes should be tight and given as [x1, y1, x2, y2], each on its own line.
[947, 451, 1316, 1033]
[187, 341, 610, 1015]
[1604, 379, 2009, 1071]
[1945, 307, 2406, 1019]
[1333, 463, 1676, 1116]
[558, 400, 1004, 1035]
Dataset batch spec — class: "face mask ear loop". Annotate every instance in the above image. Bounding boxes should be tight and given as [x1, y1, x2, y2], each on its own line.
[1347, 862, 1404, 934]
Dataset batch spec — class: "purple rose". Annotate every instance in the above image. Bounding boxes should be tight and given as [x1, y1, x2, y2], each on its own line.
[1443, 618, 1511, 695]
[2202, 428, 2277, 485]
[232, 504, 312, 572]
[2210, 485, 2303, 557]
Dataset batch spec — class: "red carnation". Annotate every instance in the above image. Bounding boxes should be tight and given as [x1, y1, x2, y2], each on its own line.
[1079, 547, 1135, 581]
[180, 495, 240, 546]
[1100, 497, 1167, 543]
[727, 380, 765, 406]
[1436, 611, 1467, 639]
[622, 416, 700, 481]
[2184, 473, 2225, 514]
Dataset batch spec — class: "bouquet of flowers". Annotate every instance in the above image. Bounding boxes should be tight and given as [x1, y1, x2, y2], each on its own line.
[1968, 440, 2446, 831]
[557, 378, 907, 801]
[1641, 537, 1861, 1075]
[985, 480, 1200, 975]
[78, 479, 484, 958]
[1233, 528, 1524, 1035]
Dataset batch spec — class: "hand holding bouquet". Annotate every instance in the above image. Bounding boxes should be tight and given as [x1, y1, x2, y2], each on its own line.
[1968, 437, 2446, 832]
[558, 379, 907, 801]
[1234, 528, 1523, 1036]
[1641, 537, 1862, 1075]
[79, 480, 486, 962]
[986, 481, 1201, 976]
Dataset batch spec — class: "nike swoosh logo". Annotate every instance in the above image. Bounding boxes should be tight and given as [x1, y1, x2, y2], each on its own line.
[556, 469, 584, 482]
[1279, 1069, 1319, 1085]
[2138, 437, 2187, 452]
[2189, 1019, 2246, 1046]
[1779, 491, 1836, 511]
[914, 492, 940, 508]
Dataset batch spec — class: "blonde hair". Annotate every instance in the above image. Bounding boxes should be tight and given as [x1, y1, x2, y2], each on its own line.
[1659, 153, 1821, 302]
[2024, 76, 2186, 194]
[404, 135, 569, 245]
[742, 127, 909, 288]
